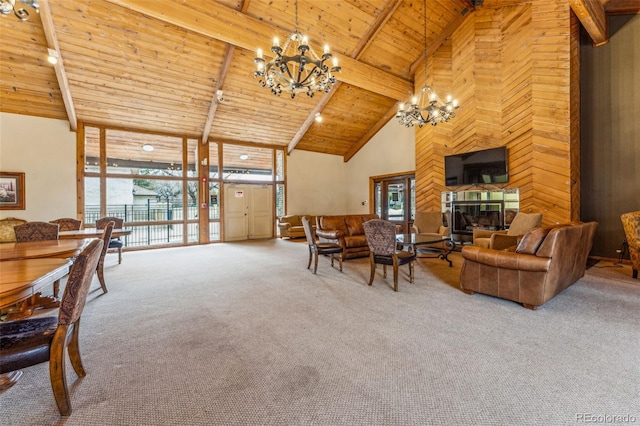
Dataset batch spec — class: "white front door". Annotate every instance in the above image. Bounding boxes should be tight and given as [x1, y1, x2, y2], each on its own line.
[248, 185, 272, 239]
[224, 184, 249, 241]
[223, 184, 273, 241]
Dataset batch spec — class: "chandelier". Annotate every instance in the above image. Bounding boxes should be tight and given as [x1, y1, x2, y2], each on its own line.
[396, 0, 459, 127]
[0, 0, 39, 21]
[253, 0, 341, 98]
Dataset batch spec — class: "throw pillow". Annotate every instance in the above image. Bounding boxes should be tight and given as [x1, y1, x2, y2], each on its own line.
[515, 227, 553, 254]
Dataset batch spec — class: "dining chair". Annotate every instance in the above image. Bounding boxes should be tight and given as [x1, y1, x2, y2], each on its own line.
[96, 221, 114, 293]
[50, 218, 82, 231]
[14, 221, 60, 242]
[95, 216, 124, 264]
[302, 216, 343, 274]
[0, 217, 27, 243]
[363, 219, 416, 292]
[0, 238, 103, 416]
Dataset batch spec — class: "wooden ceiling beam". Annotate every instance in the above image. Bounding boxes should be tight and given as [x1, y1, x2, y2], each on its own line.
[39, 0, 77, 131]
[569, 0, 609, 46]
[604, 0, 640, 15]
[287, 0, 405, 155]
[104, 0, 412, 101]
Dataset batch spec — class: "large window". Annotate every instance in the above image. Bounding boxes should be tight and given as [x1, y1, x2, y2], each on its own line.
[81, 124, 286, 248]
[83, 126, 199, 248]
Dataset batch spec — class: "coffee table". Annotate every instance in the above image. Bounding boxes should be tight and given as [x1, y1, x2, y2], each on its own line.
[396, 234, 456, 267]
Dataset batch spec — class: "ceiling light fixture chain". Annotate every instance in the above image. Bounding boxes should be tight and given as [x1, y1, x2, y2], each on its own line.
[396, 0, 459, 127]
[253, 0, 341, 99]
[0, 0, 39, 21]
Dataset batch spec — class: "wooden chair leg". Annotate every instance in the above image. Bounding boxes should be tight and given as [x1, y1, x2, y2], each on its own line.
[338, 254, 343, 272]
[117, 247, 122, 264]
[409, 261, 414, 284]
[67, 322, 86, 378]
[53, 280, 60, 298]
[633, 269, 638, 279]
[97, 262, 108, 294]
[49, 326, 72, 416]
[368, 254, 375, 285]
[313, 252, 319, 274]
[383, 265, 387, 278]
[307, 247, 313, 270]
[392, 259, 399, 292]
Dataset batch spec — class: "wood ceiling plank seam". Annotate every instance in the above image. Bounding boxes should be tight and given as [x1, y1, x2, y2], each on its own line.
[39, 0, 77, 130]
[103, 0, 411, 100]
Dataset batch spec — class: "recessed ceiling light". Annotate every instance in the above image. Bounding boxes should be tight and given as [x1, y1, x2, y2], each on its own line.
[239, 154, 249, 160]
[142, 144, 154, 152]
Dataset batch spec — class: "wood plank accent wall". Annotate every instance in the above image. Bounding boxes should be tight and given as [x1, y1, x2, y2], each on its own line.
[415, 0, 576, 227]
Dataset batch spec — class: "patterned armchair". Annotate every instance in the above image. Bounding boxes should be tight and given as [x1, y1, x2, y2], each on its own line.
[363, 219, 416, 292]
[621, 211, 640, 279]
[14, 222, 59, 242]
[50, 218, 82, 231]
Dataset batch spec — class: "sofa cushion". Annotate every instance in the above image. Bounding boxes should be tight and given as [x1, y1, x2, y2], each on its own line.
[345, 234, 367, 248]
[320, 216, 348, 233]
[345, 216, 364, 236]
[516, 227, 553, 254]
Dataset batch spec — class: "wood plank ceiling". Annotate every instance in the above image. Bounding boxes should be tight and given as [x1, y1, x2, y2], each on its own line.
[0, 0, 628, 161]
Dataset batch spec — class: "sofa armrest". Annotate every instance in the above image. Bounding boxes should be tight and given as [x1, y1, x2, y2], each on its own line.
[277, 222, 292, 230]
[462, 246, 551, 272]
[472, 229, 506, 240]
[490, 233, 519, 251]
[316, 229, 344, 240]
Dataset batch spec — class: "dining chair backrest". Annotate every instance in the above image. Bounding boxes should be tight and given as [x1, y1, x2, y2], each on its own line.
[96, 216, 124, 229]
[363, 219, 397, 256]
[14, 221, 60, 242]
[59, 238, 103, 325]
[50, 218, 82, 231]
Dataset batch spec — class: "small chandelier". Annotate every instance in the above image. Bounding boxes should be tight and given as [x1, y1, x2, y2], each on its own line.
[0, 0, 39, 21]
[253, 0, 341, 99]
[396, 0, 459, 127]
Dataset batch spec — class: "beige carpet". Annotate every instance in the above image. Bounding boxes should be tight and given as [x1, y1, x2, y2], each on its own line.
[1, 239, 638, 426]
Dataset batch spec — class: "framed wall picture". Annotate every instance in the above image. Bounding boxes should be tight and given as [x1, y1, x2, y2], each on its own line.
[0, 172, 25, 210]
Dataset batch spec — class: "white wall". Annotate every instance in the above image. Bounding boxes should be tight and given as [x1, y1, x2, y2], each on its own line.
[286, 150, 348, 215]
[285, 119, 415, 215]
[0, 112, 76, 221]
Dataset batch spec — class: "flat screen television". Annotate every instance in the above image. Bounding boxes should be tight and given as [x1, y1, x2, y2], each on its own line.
[444, 147, 508, 186]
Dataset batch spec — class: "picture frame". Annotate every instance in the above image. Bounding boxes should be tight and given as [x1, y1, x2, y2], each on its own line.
[0, 172, 25, 210]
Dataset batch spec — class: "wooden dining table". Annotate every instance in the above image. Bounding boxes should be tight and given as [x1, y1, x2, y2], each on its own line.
[0, 239, 91, 262]
[59, 228, 132, 240]
[0, 257, 72, 391]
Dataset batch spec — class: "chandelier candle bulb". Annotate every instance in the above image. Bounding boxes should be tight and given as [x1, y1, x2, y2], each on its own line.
[273, 37, 279, 47]
[256, 48, 263, 59]
[324, 45, 330, 54]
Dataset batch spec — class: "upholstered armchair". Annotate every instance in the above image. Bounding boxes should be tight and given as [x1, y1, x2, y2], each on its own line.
[412, 211, 450, 249]
[0, 217, 27, 243]
[363, 219, 416, 292]
[473, 212, 542, 250]
[621, 211, 640, 279]
[461, 222, 598, 309]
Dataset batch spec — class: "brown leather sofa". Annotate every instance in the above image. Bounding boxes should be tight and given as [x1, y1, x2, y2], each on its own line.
[460, 221, 598, 309]
[316, 214, 379, 259]
[278, 215, 316, 239]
